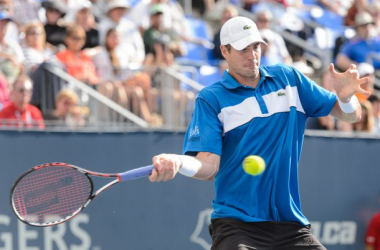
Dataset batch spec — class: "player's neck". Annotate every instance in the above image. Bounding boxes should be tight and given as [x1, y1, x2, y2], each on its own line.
[236, 75, 260, 89]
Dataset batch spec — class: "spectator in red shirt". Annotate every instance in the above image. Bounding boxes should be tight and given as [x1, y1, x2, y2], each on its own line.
[366, 193, 380, 250]
[0, 74, 44, 129]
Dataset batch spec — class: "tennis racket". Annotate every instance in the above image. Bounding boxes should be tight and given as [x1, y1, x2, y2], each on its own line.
[10, 162, 154, 227]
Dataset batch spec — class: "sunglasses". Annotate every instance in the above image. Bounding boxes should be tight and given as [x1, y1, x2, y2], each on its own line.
[17, 88, 33, 93]
[27, 31, 42, 36]
[257, 18, 270, 23]
[69, 36, 85, 41]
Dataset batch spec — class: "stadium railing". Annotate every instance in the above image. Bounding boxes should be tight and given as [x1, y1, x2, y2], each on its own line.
[1, 63, 206, 132]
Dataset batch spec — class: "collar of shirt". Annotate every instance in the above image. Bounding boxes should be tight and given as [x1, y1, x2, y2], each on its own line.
[220, 67, 274, 90]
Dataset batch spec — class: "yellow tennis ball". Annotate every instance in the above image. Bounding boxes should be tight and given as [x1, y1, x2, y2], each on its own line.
[242, 155, 266, 176]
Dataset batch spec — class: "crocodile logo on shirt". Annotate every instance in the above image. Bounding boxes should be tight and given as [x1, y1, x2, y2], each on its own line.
[243, 25, 251, 30]
[278, 92, 286, 96]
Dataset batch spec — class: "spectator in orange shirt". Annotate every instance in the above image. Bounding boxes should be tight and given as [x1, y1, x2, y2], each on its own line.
[56, 24, 99, 85]
[0, 74, 44, 129]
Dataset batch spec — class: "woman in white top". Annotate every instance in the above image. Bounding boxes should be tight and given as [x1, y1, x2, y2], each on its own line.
[93, 28, 131, 82]
[22, 21, 55, 75]
[93, 28, 156, 124]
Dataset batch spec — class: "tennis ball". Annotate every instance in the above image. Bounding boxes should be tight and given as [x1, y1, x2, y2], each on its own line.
[242, 155, 266, 176]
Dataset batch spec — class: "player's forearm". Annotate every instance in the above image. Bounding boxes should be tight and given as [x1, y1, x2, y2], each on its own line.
[150, 153, 219, 182]
[193, 152, 220, 180]
[330, 98, 361, 123]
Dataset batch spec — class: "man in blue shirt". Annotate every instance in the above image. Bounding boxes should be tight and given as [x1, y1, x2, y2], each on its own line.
[149, 16, 370, 249]
[336, 11, 380, 70]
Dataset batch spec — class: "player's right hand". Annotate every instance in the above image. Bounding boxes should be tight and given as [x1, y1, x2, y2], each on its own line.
[150, 154, 181, 182]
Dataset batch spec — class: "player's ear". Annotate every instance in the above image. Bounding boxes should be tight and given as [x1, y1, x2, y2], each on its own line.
[220, 45, 229, 59]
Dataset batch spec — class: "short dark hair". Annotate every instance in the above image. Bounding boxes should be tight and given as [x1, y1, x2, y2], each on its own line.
[224, 44, 232, 52]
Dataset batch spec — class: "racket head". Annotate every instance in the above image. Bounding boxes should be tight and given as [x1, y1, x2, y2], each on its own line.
[10, 162, 93, 227]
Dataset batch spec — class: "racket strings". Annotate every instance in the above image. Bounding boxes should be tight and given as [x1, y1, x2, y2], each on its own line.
[12, 166, 91, 224]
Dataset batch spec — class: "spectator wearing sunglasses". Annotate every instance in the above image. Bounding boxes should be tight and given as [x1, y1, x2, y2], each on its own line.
[0, 74, 44, 129]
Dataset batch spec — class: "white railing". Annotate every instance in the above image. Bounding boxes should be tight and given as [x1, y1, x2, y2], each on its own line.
[9, 63, 205, 132]
[44, 64, 150, 129]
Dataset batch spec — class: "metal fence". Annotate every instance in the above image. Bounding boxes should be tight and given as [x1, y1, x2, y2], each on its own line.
[0, 62, 206, 132]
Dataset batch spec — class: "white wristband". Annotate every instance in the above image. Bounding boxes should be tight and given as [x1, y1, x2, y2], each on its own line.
[176, 155, 201, 177]
[338, 95, 358, 114]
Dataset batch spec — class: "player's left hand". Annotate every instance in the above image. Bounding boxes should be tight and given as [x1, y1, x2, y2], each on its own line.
[329, 63, 371, 102]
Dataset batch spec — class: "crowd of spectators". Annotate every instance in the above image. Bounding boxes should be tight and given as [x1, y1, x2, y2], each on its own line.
[0, 0, 379, 134]
[0, 0, 194, 128]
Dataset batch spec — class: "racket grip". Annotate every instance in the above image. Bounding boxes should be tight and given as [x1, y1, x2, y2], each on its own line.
[119, 165, 154, 182]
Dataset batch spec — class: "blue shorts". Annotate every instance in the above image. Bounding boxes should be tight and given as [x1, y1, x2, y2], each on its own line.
[209, 218, 326, 250]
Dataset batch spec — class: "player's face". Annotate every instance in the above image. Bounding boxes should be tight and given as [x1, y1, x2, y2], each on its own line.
[221, 42, 261, 83]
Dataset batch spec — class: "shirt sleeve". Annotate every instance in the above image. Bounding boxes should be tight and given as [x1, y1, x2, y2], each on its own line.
[293, 67, 337, 117]
[183, 96, 223, 156]
[339, 42, 352, 58]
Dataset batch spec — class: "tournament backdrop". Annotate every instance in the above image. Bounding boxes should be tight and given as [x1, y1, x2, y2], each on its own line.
[0, 130, 379, 250]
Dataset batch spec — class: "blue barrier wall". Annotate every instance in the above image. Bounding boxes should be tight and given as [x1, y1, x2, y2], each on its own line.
[0, 131, 379, 250]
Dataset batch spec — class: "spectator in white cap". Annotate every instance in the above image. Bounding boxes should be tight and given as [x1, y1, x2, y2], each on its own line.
[66, 1, 99, 49]
[98, 0, 145, 66]
[336, 11, 380, 71]
[42, 0, 67, 48]
[148, 15, 371, 250]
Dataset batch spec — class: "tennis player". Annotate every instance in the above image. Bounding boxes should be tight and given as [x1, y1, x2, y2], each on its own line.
[150, 16, 370, 249]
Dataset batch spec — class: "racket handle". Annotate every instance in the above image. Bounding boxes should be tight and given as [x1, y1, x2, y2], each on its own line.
[118, 165, 154, 182]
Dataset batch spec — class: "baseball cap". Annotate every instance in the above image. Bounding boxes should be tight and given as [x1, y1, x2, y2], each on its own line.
[220, 16, 266, 50]
[0, 11, 11, 22]
[357, 62, 374, 77]
[354, 11, 374, 27]
[150, 4, 164, 16]
[77, 0, 92, 10]
[41, 0, 67, 16]
[106, 0, 130, 13]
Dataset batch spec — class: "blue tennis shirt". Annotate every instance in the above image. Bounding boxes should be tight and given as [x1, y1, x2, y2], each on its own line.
[183, 64, 337, 225]
[340, 37, 380, 69]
